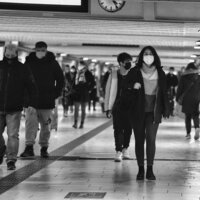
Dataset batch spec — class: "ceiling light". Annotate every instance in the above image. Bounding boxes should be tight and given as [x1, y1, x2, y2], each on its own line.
[83, 57, 89, 61]
[191, 54, 197, 58]
[194, 45, 200, 49]
[196, 40, 200, 45]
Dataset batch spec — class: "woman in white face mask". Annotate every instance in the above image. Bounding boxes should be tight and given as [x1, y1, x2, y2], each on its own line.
[122, 46, 169, 181]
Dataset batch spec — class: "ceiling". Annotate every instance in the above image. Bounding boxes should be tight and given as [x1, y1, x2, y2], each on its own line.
[0, 1, 200, 69]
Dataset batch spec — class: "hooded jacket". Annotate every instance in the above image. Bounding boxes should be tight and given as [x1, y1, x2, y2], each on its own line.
[25, 51, 64, 109]
[0, 57, 37, 113]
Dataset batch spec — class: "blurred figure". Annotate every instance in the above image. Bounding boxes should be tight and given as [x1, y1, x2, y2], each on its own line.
[105, 52, 133, 162]
[88, 69, 98, 111]
[176, 59, 200, 140]
[72, 61, 95, 129]
[123, 46, 169, 180]
[177, 66, 185, 82]
[20, 41, 64, 158]
[62, 65, 76, 117]
[166, 67, 178, 116]
[0, 44, 37, 170]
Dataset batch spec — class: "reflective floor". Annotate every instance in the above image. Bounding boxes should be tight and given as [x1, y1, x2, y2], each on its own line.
[0, 105, 200, 200]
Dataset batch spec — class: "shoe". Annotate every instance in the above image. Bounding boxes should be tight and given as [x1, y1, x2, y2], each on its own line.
[146, 166, 156, 180]
[72, 122, 77, 129]
[185, 134, 191, 139]
[79, 122, 84, 129]
[20, 145, 34, 157]
[194, 128, 200, 140]
[7, 161, 16, 170]
[136, 166, 145, 180]
[114, 151, 122, 162]
[122, 148, 130, 159]
[40, 147, 49, 158]
[0, 145, 6, 165]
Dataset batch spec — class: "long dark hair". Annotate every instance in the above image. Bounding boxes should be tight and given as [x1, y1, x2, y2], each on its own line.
[136, 46, 161, 69]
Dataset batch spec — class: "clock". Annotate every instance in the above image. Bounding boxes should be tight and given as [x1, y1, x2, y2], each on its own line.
[98, 0, 126, 13]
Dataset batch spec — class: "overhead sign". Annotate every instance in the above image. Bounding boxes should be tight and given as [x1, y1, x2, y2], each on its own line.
[0, 0, 88, 12]
[0, 0, 81, 5]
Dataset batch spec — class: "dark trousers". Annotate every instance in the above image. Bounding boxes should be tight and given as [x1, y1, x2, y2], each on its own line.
[185, 113, 199, 134]
[74, 101, 87, 124]
[112, 107, 132, 152]
[133, 112, 159, 166]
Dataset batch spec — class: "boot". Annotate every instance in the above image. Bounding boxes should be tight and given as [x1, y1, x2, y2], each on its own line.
[79, 121, 84, 129]
[136, 166, 144, 180]
[146, 165, 156, 180]
[0, 145, 6, 165]
[20, 145, 34, 157]
[72, 121, 78, 129]
[40, 146, 49, 158]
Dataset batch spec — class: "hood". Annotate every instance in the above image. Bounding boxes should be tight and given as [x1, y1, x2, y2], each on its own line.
[26, 51, 56, 62]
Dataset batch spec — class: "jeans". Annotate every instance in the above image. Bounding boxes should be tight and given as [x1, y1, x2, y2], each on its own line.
[133, 112, 159, 166]
[74, 101, 87, 123]
[25, 109, 52, 147]
[0, 111, 21, 162]
[185, 113, 199, 134]
[112, 106, 132, 152]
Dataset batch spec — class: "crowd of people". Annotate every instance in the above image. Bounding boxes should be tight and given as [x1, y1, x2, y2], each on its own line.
[0, 42, 200, 182]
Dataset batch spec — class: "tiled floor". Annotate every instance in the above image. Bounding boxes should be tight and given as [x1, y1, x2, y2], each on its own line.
[0, 105, 200, 200]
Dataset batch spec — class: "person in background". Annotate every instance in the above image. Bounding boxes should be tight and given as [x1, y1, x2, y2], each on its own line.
[123, 46, 169, 180]
[104, 52, 133, 162]
[72, 61, 95, 129]
[20, 41, 64, 158]
[62, 64, 75, 117]
[166, 67, 178, 116]
[0, 44, 37, 170]
[176, 59, 200, 140]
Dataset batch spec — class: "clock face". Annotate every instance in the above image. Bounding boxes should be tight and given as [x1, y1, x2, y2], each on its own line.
[98, 0, 126, 13]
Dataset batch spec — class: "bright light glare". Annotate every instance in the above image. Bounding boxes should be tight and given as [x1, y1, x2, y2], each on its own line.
[0, 0, 81, 5]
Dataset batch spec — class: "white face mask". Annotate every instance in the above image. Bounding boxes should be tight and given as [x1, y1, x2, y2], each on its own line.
[143, 55, 154, 66]
[78, 65, 84, 71]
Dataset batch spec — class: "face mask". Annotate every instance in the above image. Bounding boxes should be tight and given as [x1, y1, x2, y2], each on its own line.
[78, 65, 84, 71]
[143, 55, 154, 66]
[36, 52, 46, 59]
[70, 69, 75, 73]
[124, 62, 131, 70]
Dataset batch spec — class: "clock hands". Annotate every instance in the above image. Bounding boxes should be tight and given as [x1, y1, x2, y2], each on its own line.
[112, 0, 125, 9]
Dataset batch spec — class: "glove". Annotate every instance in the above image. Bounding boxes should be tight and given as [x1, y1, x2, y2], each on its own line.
[106, 110, 112, 119]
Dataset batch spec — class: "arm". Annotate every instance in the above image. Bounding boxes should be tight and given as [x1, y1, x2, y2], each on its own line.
[54, 61, 65, 99]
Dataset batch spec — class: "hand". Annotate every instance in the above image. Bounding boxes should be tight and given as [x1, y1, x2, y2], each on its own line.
[106, 110, 112, 119]
[27, 106, 36, 115]
[133, 82, 141, 89]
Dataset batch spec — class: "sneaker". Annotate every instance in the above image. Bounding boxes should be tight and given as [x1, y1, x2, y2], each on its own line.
[0, 145, 6, 165]
[194, 128, 200, 140]
[114, 151, 122, 162]
[20, 145, 34, 157]
[185, 134, 191, 139]
[122, 148, 130, 159]
[40, 147, 49, 158]
[7, 161, 16, 170]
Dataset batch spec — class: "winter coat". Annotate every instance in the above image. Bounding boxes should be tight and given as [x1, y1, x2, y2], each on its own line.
[122, 66, 169, 125]
[72, 70, 95, 103]
[0, 57, 37, 113]
[176, 70, 200, 114]
[25, 51, 64, 109]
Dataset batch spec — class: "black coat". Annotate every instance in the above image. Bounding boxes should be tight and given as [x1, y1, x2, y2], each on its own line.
[176, 72, 200, 114]
[72, 70, 95, 103]
[25, 52, 64, 109]
[121, 66, 169, 125]
[0, 57, 37, 113]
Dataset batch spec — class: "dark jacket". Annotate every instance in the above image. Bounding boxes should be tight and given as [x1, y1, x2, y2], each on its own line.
[176, 70, 200, 114]
[122, 66, 169, 125]
[25, 51, 64, 109]
[72, 70, 95, 103]
[0, 57, 37, 113]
